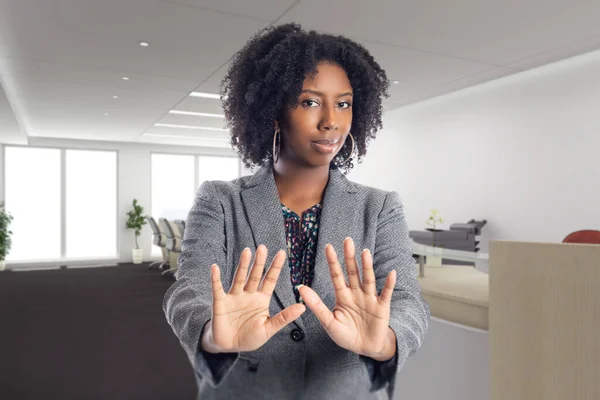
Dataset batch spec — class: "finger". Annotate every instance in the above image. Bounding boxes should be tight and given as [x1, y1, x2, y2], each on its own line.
[343, 237, 361, 290]
[298, 285, 335, 330]
[325, 244, 348, 293]
[265, 303, 306, 339]
[210, 264, 226, 307]
[230, 248, 252, 294]
[361, 249, 377, 296]
[260, 249, 287, 296]
[378, 270, 397, 304]
[245, 244, 267, 293]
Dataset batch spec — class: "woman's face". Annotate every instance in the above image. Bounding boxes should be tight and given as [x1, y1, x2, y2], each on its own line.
[277, 61, 353, 167]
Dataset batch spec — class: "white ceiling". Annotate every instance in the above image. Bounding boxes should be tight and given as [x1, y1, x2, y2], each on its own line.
[1, 0, 600, 147]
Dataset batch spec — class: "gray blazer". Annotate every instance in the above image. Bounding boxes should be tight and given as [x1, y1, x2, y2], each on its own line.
[163, 163, 430, 400]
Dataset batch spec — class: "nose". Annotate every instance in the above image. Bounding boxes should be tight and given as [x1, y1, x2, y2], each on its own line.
[319, 104, 338, 131]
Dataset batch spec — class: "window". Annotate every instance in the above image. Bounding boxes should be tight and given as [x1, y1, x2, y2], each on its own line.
[151, 154, 195, 257]
[3, 146, 118, 262]
[150, 154, 240, 256]
[198, 156, 239, 185]
[4, 147, 62, 261]
[65, 150, 117, 258]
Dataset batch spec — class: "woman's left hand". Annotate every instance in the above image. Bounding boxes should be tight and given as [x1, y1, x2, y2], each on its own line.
[297, 237, 397, 361]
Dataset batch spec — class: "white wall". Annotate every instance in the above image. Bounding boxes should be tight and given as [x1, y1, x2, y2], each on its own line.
[1, 137, 238, 266]
[393, 317, 489, 400]
[349, 49, 600, 252]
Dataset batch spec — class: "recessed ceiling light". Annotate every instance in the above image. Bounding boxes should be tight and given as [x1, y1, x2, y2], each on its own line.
[169, 110, 224, 118]
[139, 41, 149, 47]
[122, 76, 130, 81]
[113, 95, 119, 99]
[154, 123, 227, 131]
[190, 92, 221, 100]
[392, 80, 400, 84]
[104, 113, 109, 116]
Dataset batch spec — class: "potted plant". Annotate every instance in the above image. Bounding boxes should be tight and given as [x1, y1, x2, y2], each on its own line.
[425, 209, 444, 267]
[0, 201, 14, 271]
[126, 199, 148, 264]
[425, 208, 444, 232]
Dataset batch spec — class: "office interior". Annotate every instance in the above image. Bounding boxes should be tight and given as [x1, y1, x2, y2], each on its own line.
[1, 1, 599, 399]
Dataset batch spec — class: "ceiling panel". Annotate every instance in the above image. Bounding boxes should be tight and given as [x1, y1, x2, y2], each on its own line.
[138, 134, 232, 148]
[142, 124, 230, 147]
[383, 67, 520, 110]
[0, 57, 199, 93]
[0, 71, 190, 140]
[0, 82, 26, 144]
[174, 96, 225, 114]
[193, 61, 231, 97]
[360, 40, 502, 99]
[0, 0, 267, 80]
[160, 0, 298, 21]
[505, 33, 600, 71]
[156, 113, 226, 129]
[279, 0, 600, 66]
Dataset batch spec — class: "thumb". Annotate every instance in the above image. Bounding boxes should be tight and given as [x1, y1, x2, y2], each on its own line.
[298, 285, 335, 329]
[264, 303, 306, 339]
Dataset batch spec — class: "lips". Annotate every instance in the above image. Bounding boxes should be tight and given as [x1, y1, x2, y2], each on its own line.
[311, 138, 340, 145]
[310, 138, 340, 154]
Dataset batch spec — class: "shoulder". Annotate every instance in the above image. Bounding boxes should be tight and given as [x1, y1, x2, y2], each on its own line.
[345, 178, 403, 212]
[196, 174, 253, 201]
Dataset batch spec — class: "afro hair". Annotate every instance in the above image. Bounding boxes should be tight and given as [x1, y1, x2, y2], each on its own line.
[220, 23, 390, 174]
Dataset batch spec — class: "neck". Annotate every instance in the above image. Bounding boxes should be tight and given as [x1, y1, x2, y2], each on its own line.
[272, 158, 331, 204]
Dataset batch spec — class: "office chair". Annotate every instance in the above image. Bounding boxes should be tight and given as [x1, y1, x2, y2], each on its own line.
[174, 219, 186, 239]
[562, 229, 600, 244]
[147, 216, 170, 271]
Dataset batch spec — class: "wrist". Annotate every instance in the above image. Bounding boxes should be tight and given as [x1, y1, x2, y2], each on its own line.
[200, 320, 222, 354]
[365, 327, 396, 362]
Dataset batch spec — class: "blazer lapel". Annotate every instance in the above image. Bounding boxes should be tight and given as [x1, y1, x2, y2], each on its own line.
[311, 166, 359, 311]
[240, 164, 297, 316]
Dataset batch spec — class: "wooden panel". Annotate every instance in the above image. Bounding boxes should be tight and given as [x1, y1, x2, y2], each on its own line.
[417, 264, 489, 330]
[489, 241, 600, 400]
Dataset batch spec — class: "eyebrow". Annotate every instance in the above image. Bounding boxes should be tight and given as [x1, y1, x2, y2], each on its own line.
[301, 89, 353, 97]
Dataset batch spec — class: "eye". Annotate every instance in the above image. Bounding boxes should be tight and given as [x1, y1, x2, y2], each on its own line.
[302, 99, 320, 107]
[338, 101, 352, 109]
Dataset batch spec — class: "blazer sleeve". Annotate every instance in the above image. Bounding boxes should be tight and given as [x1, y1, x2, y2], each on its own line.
[162, 180, 240, 387]
[361, 190, 430, 397]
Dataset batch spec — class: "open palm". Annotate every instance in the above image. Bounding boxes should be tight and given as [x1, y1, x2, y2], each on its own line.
[209, 245, 306, 353]
[298, 237, 396, 359]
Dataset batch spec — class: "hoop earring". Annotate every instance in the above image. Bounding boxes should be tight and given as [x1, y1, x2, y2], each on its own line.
[272, 128, 280, 163]
[342, 133, 355, 164]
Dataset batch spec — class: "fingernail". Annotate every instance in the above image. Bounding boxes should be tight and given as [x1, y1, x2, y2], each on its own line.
[297, 284, 304, 290]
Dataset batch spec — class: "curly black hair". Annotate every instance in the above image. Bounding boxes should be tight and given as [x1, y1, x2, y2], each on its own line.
[220, 23, 390, 174]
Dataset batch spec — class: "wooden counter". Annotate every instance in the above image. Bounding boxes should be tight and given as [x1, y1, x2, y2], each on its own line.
[416, 264, 489, 330]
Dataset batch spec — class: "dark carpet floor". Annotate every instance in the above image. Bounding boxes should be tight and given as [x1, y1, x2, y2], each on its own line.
[0, 263, 197, 400]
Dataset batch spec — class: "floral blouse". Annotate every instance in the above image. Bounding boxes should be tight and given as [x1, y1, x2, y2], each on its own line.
[281, 202, 322, 303]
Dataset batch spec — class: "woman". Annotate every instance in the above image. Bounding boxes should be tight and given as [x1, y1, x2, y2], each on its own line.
[163, 23, 430, 400]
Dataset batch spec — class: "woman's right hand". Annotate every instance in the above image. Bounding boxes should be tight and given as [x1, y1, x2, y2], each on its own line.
[202, 245, 306, 354]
